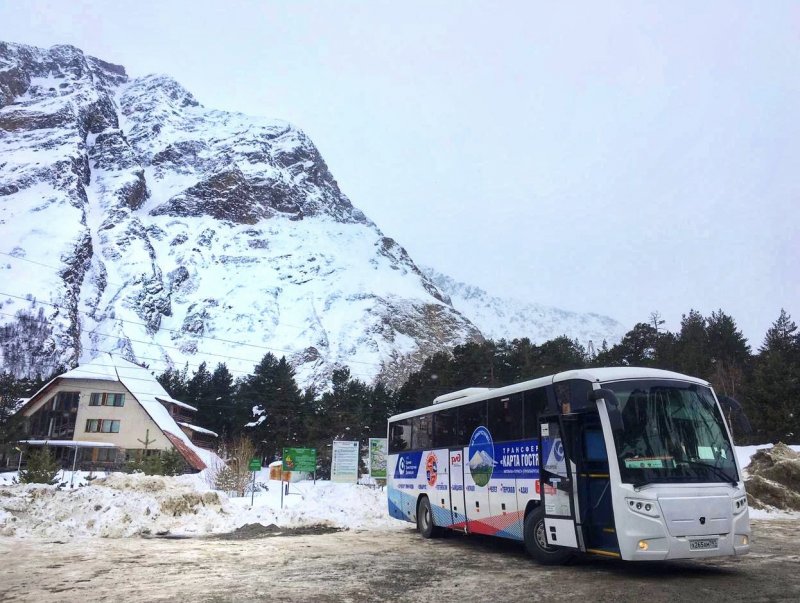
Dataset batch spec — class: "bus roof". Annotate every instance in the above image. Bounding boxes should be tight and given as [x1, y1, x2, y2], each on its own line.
[388, 367, 709, 422]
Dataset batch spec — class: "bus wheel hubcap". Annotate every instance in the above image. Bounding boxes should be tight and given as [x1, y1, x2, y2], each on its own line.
[535, 520, 550, 550]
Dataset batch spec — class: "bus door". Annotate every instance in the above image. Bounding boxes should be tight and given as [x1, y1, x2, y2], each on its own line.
[565, 411, 620, 558]
[449, 448, 467, 532]
[538, 416, 580, 550]
[463, 445, 492, 535]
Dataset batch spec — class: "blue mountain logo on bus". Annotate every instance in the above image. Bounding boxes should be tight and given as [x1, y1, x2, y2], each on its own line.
[394, 451, 422, 479]
[468, 426, 495, 487]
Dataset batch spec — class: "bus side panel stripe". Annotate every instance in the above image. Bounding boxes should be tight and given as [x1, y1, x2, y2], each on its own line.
[432, 505, 453, 528]
[467, 511, 525, 541]
[388, 487, 416, 522]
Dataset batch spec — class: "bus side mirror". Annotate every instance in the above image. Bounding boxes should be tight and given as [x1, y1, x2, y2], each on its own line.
[589, 388, 624, 431]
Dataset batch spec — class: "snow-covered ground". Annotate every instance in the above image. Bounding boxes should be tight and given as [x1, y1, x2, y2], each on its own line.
[1, 444, 798, 539]
[0, 468, 403, 538]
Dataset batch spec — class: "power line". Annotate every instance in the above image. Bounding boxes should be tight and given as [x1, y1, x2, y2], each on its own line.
[0, 251, 331, 335]
[27, 363, 393, 413]
[0, 290, 386, 368]
[77, 349, 378, 381]
[0, 290, 307, 358]
[0, 251, 129, 289]
[0, 309, 380, 381]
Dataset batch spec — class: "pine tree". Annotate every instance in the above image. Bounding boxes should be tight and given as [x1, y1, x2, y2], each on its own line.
[240, 353, 304, 462]
[186, 362, 211, 409]
[0, 372, 29, 463]
[706, 310, 751, 397]
[536, 336, 588, 374]
[157, 364, 189, 400]
[675, 310, 711, 378]
[749, 310, 800, 443]
[204, 363, 238, 438]
[19, 445, 59, 484]
[598, 323, 659, 366]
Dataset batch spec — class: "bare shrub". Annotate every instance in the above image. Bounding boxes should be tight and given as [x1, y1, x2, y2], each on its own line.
[207, 435, 256, 497]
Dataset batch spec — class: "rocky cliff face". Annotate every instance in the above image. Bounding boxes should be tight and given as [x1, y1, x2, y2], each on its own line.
[0, 41, 482, 388]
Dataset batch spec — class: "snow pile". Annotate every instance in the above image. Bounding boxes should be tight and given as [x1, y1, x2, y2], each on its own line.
[0, 470, 402, 539]
[743, 443, 800, 512]
[0, 473, 226, 538]
[2, 443, 798, 539]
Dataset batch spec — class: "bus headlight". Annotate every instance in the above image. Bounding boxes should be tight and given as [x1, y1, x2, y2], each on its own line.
[733, 496, 748, 515]
[626, 498, 660, 517]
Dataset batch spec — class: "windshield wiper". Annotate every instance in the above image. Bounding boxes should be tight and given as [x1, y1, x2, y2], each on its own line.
[631, 476, 670, 489]
[682, 459, 738, 485]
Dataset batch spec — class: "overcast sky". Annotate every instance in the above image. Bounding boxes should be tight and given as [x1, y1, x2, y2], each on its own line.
[1, 1, 798, 345]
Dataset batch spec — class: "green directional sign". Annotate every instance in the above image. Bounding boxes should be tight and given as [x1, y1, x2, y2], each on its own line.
[248, 458, 262, 471]
[282, 447, 317, 473]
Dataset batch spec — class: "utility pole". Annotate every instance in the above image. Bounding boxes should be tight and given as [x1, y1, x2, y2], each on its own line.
[137, 429, 156, 459]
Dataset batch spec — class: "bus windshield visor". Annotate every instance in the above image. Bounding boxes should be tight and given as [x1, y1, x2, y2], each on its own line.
[604, 380, 738, 486]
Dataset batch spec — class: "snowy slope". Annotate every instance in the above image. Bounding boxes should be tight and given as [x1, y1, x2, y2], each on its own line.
[423, 267, 626, 347]
[0, 42, 481, 388]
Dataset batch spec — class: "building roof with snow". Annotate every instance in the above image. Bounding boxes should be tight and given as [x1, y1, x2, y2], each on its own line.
[18, 354, 218, 472]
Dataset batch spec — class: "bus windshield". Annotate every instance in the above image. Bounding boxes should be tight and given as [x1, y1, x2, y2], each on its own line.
[604, 380, 738, 486]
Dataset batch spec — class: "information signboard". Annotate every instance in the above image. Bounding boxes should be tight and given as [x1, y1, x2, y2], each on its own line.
[248, 458, 262, 471]
[331, 440, 359, 483]
[368, 438, 388, 479]
[282, 447, 317, 473]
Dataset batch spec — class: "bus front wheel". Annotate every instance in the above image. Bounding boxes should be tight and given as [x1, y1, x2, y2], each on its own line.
[417, 496, 439, 538]
[524, 506, 573, 565]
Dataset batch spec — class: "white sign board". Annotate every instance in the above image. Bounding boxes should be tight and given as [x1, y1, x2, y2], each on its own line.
[331, 440, 359, 483]
[368, 438, 388, 479]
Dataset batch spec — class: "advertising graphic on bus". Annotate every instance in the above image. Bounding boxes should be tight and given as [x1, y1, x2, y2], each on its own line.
[387, 367, 751, 564]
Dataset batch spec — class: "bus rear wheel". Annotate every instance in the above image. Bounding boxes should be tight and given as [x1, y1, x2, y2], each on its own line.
[417, 496, 440, 538]
[524, 506, 573, 565]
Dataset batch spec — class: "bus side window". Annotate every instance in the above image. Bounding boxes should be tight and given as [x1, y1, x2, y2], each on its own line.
[457, 401, 487, 442]
[522, 388, 548, 438]
[488, 394, 523, 442]
[411, 414, 433, 450]
[389, 419, 412, 454]
[433, 407, 457, 448]
[555, 379, 594, 414]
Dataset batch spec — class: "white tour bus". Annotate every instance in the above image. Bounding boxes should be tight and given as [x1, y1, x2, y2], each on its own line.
[387, 367, 750, 563]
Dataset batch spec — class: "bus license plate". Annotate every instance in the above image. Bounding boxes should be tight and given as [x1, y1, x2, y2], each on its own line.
[690, 538, 718, 550]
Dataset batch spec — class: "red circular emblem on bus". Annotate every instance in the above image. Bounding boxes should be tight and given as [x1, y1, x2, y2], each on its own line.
[426, 452, 438, 487]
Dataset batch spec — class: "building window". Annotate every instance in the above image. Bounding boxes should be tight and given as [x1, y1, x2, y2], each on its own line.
[95, 448, 117, 462]
[89, 392, 125, 407]
[27, 391, 80, 439]
[104, 420, 120, 433]
[86, 419, 121, 433]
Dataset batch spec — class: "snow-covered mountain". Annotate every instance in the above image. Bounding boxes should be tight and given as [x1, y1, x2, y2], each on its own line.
[468, 450, 495, 470]
[0, 42, 482, 388]
[0, 42, 626, 389]
[423, 267, 625, 348]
